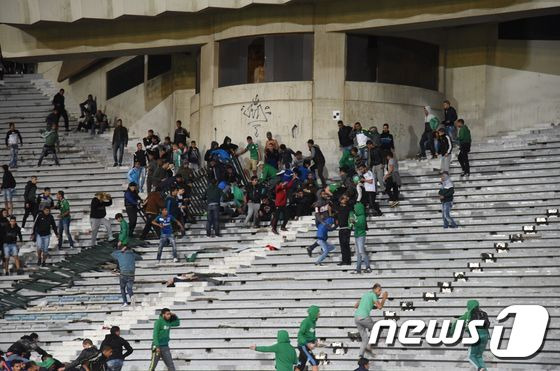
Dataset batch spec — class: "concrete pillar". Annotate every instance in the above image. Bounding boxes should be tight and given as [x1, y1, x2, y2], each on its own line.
[198, 39, 219, 150]
[312, 27, 346, 177]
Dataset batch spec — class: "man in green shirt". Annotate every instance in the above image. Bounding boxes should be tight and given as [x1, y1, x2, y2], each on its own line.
[37, 124, 60, 166]
[55, 191, 74, 249]
[237, 136, 260, 176]
[149, 308, 180, 371]
[295, 305, 320, 371]
[456, 118, 472, 177]
[354, 283, 388, 357]
[115, 213, 129, 247]
[250, 329, 298, 371]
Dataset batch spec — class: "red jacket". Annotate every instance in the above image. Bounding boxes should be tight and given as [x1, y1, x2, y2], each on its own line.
[274, 178, 295, 207]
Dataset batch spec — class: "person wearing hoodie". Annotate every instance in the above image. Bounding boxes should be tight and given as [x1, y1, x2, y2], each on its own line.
[313, 216, 336, 265]
[354, 357, 370, 371]
[349, 203, 371, 274]
[100, 326, 133, 371]
[271, 172, 297, 234]
[354, 283, 388, 357]
[295, 305, 320, 371]
[439, 172, 458, 229]
[249, 330, 298, 371]
[149, 308, 180, 371]
[418, 106, 439, 159]
[22, 176, 38, 229]
[456, 118, 472, 177]
[450, 300, 489, 371]
[61, 339, 100, 370]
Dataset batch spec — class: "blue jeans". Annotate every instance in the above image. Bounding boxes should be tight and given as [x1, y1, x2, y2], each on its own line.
[37, 235, 50, 253]
[442, 201, 458, 228]
[3, 243, 18, 257]
[106, 358, 124, 371]
[358, 147, 367, 160]
[206, 204, 220, 236]
[316, 239, 334, 264]
[9, 144, 18, 167]
[113, 142, 125, 165]
[445, 125, 456, 141]
[355, 236, 370, 272]
[157, 233, 177, 260]
[119, 275, 134, 304]
[58, 218, 74, 248]
[138, 167, 146, 192]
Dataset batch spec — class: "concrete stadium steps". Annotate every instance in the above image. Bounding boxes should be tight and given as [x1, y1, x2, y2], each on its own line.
[2, 74, 560, 369]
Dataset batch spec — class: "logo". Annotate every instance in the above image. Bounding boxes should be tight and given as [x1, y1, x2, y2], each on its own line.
[368, 305, 549, 358]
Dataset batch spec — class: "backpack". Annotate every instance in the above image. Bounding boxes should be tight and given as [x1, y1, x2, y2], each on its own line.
[470, 308, 490, 329]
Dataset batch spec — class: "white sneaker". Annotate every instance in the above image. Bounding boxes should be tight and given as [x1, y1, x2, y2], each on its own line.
[121, 303, 129, 307]
[173, 258, 179, 263]
[21, 227, 26, 232]
[130, 296, 135, 306]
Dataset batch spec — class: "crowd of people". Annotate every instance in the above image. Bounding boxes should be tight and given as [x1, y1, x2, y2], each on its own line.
[0, 85, 484, 371]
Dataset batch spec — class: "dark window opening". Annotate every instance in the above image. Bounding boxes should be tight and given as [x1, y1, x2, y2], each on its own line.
[147, 54, 172, 80]
[219, 33, 313, 87]
[106, 56, 144, 99]
[499, 14, 560, 40]
[346, 34, 439, 91]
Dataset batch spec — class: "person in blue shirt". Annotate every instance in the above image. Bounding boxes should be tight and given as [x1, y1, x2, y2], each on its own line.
[151, 208, 184, 263]
[111, 246, 143, 306]
[313, 216, 336, 266]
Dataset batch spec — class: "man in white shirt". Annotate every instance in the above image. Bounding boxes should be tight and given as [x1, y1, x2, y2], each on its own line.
[358, 164, 382, 216]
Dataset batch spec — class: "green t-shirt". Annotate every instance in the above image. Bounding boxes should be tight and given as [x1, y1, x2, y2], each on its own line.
[58, 199, 71, 220]
[355, 291, 379, 318]
[246, 143, 259, 160]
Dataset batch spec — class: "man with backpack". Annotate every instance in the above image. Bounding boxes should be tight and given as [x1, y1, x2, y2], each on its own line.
[450, 300, 490, 371]
[5, 122, 23, 169]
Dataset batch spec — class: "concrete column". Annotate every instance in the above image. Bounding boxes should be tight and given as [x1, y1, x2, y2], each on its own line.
[312, 26, 346, 177]
[198, 39, 219, 150]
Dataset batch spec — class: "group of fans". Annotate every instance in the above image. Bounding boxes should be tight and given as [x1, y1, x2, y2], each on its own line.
[0, 87, 481, 371]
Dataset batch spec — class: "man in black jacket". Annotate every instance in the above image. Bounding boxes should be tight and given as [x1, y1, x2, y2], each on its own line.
[244, 176, 263, 228]
[336, 194, 352, 266]
[112, 119, 128, 167]
[21, 177, 38, 229]
[79, 94, 97, 118]
[32, 207, 59, 267]
[337, 120, 353, 151]
[306, 139, 326, 188]
[443, 100, 458, 139]
[100, 326, 133, 371]
[62, 339, 111, 371]
[366, 140, 385, 193]
[379, 123, 395, 164]
[173, 120, 189, 146]
[7, 333, 47, 361]
[3, 216, 22, 275]
[52, 89, 69, 131]
[90, 193, 114, 246]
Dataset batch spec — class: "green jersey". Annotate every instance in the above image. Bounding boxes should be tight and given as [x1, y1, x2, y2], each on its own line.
[246, 143, 259, 160]
[355, 291, 379, 318]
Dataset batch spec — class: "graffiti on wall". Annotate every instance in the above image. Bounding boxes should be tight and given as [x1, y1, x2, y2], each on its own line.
[241, 94, 272, 137]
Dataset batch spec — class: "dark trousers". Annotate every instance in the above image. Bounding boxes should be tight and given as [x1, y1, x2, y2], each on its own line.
[141, 213, 159, 239]
[364, 191, 382, 215]
[312, 162, 327, 188]
[56, 109, 69, 130]
[206, 204, 220, 236]
[38, 145, 59, 166]
[113, 142, 125, 165]
[125, 205, 138, 237]
[419, 131, 435, 157]
[386, 178, 400, 202]
[458, 142, 471, 174]
[339, 228, 351, 264]
[271, 206, 289, 230]
[22, 202, 37, 228]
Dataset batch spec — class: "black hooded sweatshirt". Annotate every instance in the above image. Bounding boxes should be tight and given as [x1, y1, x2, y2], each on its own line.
[100, 333, 133, 361]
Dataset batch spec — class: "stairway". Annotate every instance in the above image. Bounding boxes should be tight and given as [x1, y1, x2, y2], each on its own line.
[1, 74, 559, 370]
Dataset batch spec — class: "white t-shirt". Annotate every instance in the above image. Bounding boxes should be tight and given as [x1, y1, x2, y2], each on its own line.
[356, 132, 368, 147]
[363, 171, 376, 192]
